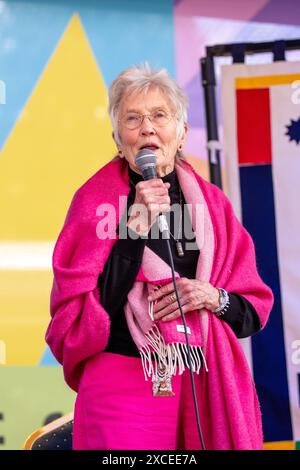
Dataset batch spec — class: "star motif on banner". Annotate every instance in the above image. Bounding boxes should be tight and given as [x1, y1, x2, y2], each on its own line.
[285, 117, 300, 145]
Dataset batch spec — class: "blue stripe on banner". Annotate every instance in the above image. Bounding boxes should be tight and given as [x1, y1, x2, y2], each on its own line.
[239, 164, 293, 442]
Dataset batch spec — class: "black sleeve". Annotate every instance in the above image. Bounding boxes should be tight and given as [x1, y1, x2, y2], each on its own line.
[218, 293, 262, 338]
[97, 228, 147, 320]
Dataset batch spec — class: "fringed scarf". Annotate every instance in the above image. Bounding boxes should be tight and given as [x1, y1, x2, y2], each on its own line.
[123, 161, 213, 395]
[46, 156, 273, 449]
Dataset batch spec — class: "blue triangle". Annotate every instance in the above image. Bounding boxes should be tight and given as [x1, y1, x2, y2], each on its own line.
[40, 346, 60, 366]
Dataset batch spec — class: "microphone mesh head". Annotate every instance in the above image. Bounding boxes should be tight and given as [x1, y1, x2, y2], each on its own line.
[135, 148, 157, 180]
[135, 148, 157, 167]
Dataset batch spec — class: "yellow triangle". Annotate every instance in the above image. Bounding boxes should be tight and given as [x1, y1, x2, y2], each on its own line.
[0, 13, 116, 240]
[0, 14, 116, 365]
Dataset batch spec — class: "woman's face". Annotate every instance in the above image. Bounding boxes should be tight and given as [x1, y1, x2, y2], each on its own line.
[115, 88, 187, 177]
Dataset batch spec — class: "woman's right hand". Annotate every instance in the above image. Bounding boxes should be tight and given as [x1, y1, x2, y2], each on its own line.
[127, 179, 171, 236]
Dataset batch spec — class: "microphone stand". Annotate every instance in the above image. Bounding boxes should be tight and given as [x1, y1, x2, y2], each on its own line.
[158, 217, 206, 450]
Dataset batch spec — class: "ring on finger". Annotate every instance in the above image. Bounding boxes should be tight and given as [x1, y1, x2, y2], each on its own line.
[168, 293, 176, 303]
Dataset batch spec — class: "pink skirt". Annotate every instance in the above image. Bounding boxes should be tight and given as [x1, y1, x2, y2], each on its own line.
[73, 352, 203, 450]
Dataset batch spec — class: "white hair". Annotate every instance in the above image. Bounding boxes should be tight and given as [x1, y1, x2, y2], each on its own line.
[108, 63, 188, 146]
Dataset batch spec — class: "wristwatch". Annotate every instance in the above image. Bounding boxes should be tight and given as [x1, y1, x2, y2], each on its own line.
[212, 288, 230, 316]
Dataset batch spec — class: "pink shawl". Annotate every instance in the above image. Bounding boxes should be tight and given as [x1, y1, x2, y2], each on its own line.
[46, 157, 273, 449]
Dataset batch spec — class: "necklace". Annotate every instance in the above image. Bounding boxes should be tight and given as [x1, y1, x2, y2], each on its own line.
[169, 188, 184, 257]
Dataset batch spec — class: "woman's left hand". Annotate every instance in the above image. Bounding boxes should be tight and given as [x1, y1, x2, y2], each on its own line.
[147, 278, 220, 322]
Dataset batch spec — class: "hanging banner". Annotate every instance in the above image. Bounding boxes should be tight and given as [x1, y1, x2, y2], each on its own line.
[221, 60, 300, 445]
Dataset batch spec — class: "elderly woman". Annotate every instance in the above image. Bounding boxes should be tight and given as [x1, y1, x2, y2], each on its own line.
[46, 65, 273, 450]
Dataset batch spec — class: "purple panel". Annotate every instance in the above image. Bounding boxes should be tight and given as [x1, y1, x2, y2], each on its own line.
[253, 0, 300, 26]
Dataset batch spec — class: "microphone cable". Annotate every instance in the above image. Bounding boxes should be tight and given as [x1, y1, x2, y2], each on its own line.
[162, 233, 206, 450]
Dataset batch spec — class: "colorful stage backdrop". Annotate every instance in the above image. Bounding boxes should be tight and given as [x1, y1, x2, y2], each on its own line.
[0, 0, 300, 449]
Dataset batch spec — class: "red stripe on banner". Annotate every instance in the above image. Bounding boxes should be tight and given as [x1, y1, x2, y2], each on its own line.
[236, 88, 272, 165]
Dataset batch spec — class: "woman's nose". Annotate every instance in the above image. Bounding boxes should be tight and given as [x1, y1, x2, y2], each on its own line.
[140, 116, 156, 135]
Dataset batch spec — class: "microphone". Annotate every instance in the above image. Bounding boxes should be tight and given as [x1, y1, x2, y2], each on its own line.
[135, 148, 170, 238]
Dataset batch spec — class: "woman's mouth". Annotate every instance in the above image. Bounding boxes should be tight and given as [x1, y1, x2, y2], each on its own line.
[139, 144, 160, 152]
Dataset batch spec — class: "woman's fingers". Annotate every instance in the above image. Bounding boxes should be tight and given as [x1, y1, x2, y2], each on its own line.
[159, 303, 191, 322]
[153, 294, 192, 321]
[148, 279, 188, 302]
[149, 279, 218, 322]
[131, 180, 171, 232]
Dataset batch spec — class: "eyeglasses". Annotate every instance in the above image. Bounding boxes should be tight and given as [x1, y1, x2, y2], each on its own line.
[119, 110, 175, 130]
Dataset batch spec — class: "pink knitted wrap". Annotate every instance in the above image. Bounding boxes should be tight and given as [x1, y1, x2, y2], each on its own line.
[46, 157, 273, 449]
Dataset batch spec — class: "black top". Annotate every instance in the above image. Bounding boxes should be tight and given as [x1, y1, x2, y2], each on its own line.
[97, 166, 261, 358]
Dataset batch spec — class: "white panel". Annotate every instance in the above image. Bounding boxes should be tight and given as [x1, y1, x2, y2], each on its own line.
[0, 242, 54, 269]
[270, 83, 300, 440]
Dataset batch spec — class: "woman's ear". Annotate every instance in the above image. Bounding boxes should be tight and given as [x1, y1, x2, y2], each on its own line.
[182, 123, 188, 142]
[112, 132, 124, 158]
[179, 123, 188, 149]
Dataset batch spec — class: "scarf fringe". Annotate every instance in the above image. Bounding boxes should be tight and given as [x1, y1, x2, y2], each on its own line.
[139, 324, 208, 383]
